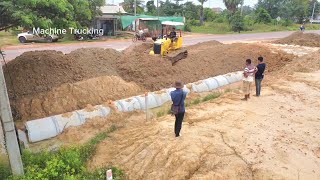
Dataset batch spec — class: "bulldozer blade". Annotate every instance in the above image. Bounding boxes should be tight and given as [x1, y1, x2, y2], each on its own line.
[167, 49, 188, 65]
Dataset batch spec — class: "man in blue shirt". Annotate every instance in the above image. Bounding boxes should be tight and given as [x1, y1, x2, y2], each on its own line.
[170, 81, 187, 137]
[255, 56, 266, 97]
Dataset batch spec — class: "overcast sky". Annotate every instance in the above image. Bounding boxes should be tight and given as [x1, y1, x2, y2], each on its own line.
[110, 0, 259, 8]
[199, 0, 258, 8]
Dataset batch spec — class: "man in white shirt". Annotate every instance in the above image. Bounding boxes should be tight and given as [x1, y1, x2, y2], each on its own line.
[242, 59, 257, 101]
[138, 28, 144, 39]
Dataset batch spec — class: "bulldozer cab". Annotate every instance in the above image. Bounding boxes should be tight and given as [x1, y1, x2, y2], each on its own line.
[157, 21, 184, 53]
[151, 21, 187, 65]
[161, 21, 184, 51]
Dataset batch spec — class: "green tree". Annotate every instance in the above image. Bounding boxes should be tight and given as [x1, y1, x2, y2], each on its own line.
[256, 0, 283, 18]
[308, 0, 320, 18]
[198, 0, 208, 25]
[0, 1, 18, 30]
[279, 0, 308, 23]
[255, 7, 272, 23]
[241, 5, 254, 16]
[146, 1, 156, 15]
[223, 0, 243, 14]
[0, 0, 104, 31]
[204, 8, 217, 21]
[230, 11, 244, 32]
[181, 2, 200, 20]
[256, 0, 309, 23]
[159, 0, 182, 16]
[122, 0, 144, 14]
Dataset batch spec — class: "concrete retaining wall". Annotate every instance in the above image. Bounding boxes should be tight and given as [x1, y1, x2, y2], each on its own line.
[25, 71, 243, 142]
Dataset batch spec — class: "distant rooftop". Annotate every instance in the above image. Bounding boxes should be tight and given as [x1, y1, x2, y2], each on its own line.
[212, 7, 223, 13]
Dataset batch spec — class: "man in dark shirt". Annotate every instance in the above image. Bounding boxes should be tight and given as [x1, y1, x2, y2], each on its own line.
[170, 81, 187, 137]
[255, 56, 266, 97]
[169, 28, 177, 39]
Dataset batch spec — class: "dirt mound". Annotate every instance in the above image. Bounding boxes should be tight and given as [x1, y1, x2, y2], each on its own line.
[66, 48, 120, 76]
[13, 76, 143, 121]
[122, 42, 153, 55]
[4, 50, 85, 97]
[4, 48, 121, 98]
[278, 50, 320, 75]
[274, 32, 320, 47]
[117, 41, 294, 91]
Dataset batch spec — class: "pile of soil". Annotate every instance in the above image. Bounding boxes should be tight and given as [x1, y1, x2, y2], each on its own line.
[5, 41, 294, 121]
[117, 41, 294, 91]
[279, 50, 320, 75]
[4, 48, 121, 98]
[14, 76, 143, 121]
[274, 32, 320, 47]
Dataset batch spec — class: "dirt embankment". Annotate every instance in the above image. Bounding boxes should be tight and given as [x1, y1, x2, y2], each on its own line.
[4, 48, 121, 98]
[4, 48, 130, 121]
[5, 41, 294, 121]
[274, 31, 320, 47]
[14, 76, 143, 121]
[117, 41, 294, 91]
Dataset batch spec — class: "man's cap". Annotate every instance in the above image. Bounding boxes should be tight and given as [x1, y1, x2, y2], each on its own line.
[174, 81, 183, 89]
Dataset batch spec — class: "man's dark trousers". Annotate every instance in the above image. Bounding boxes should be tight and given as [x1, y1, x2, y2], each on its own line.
[175, 112, 185, 137]
[255, 78, 263, 96]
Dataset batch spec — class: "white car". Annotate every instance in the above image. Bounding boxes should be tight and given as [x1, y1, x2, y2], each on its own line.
[17, 31, 59, 43]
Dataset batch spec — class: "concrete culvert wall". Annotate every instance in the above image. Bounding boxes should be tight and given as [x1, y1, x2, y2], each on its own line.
[115, 98, 142, 112]
[192, 80, 210, 93]
[26, 105, 111, 142]
[213, 75, 229, 87]
[204, 78, 219, 91]
[25, 72, 242, 142]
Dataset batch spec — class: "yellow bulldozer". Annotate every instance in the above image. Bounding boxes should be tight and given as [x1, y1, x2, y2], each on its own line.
[150, 21, 188, 65]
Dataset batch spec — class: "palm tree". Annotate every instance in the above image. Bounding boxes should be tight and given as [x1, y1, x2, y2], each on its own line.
[198, 0, 208, 25]
[223, 0, 243, 14]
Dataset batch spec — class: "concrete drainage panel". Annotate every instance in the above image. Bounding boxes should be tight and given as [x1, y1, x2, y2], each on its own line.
[25, 71, 243, 142]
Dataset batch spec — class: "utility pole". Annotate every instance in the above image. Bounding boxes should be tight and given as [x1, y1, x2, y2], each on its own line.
[134, 0, 137, 16]
[0, 50, 24, 176]
[311, 1, 316, 24]
[157, 0, 159, 18]
[240, 0, 244, 16]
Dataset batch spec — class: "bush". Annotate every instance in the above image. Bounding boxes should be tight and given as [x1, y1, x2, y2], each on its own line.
[184, 24, 192, 32]
[230, 12, 244, 33]
[255, 8, 272, 24]
[279, 19, 293, 27]
[0, 160, 11, 180]
[6, 126, 124, 180]
[189, 19, 199, 26]
[244, 14, 255, 27]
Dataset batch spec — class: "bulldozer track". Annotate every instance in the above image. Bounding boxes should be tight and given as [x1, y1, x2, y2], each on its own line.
[166, 48, 188, 65]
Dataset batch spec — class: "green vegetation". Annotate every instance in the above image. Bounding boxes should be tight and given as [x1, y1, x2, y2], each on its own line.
[1, 125, 126, 180]
[0, 157, 11, 180]
[0, 31, 19, 47]
[0, 0, 105, 31]
[186, 91, 222, 107]
[202, 92, 222, 102]
[191, 22, 320, 34]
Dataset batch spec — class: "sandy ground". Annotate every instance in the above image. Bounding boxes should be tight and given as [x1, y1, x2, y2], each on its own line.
[85, 70, 320, 179]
